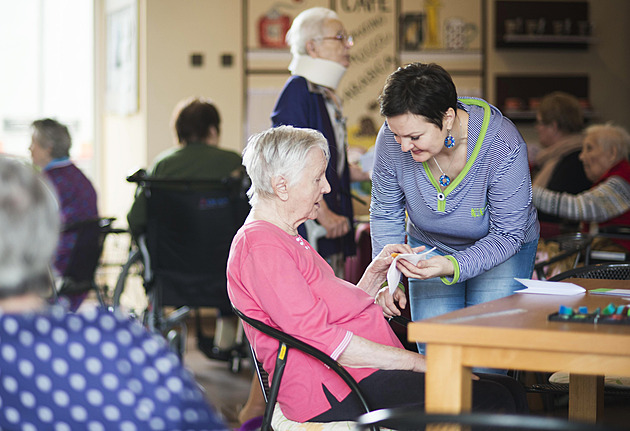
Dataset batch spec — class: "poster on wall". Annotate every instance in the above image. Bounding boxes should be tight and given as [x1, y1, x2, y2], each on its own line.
[106, 0, 138, 115]
[333, 0, 398, 151]
[246, 0, 330, 50]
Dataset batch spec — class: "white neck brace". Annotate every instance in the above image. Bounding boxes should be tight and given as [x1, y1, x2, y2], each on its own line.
[288, 55, 347, 90]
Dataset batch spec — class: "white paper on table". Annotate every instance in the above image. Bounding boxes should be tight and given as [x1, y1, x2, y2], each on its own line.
[514, 278, 586, 295]
[387, 248, 436, 294]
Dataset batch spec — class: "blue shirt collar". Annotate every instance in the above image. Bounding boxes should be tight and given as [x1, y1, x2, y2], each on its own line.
[44, 157, 71, 171]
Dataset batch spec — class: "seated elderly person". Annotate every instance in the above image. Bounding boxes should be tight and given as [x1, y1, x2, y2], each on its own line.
[532, 92, 591, 237]
[30, 118, 99, 310]
[533, 123, 630, 251]
[227, 126, 528, 423]
[0, 156, 227, 430]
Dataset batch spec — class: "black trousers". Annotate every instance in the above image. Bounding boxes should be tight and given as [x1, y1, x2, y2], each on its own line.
[309, 369, 529, 422]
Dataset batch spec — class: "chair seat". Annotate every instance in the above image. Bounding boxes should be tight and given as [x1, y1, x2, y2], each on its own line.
[271, 404, 356, 431]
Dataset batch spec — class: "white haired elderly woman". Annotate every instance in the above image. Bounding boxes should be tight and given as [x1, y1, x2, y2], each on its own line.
[534, 123, 630, 250]
[0, 156, 227, 430]
[271, 7, 359, 278]
[227, 126, 528, 424]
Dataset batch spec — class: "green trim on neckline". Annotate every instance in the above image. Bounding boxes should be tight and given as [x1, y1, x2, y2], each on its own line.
[423, 98, 492, 212]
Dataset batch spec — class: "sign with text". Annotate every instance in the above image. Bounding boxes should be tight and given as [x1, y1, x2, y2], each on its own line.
[333, 0, 398, 145]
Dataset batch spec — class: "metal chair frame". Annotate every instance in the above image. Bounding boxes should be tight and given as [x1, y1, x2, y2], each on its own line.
[233, 307, 378, 431]
[356, 407, 621, 431]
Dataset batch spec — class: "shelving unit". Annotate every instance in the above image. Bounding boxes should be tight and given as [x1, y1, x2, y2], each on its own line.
[496, 75, 591, 121]
[495, 0, 591, 50]
[491, 0, 595, 123]
[399, 0, 485, 97]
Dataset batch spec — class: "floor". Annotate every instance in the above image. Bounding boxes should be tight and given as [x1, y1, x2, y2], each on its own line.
[183, 326, 253, 429]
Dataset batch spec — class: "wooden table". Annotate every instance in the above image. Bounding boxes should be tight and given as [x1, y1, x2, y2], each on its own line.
[407, 278, 630, 423]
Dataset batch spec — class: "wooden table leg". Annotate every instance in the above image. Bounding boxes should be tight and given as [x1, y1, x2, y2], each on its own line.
[569, 374, 604, 423]
[425, 344, 472, 413]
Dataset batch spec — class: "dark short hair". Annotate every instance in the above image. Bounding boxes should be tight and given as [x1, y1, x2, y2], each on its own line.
[379, 63, 457, 130]
[537, 91, 584, 134]
[173, 97, 221, 144]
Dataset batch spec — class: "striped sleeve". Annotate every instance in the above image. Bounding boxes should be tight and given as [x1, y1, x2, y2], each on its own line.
[533, 177, 630, 223]
[452, 135, 535, 281]
[370, 124, 408, 258]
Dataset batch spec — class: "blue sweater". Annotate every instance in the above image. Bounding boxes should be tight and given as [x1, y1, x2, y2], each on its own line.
[271, 75, 355, 258]
[370, 98, 539, 282]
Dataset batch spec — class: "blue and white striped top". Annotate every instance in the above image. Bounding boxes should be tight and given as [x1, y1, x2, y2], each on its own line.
[370, 98, 539, 283]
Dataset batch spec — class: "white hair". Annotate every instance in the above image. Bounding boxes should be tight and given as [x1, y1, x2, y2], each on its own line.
[585, 123, 630, 162]
[0, 157, 59, 294]
[242, 126, 330, 206]
[286, 7, 339, 57]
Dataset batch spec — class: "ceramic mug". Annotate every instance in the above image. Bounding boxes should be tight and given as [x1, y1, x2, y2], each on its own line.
[444, 17, 478, 50]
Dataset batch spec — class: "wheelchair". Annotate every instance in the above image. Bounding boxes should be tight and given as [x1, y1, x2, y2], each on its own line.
[114, 169, 250, 371]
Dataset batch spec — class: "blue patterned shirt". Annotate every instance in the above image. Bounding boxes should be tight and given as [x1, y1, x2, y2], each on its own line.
[0, 306, 227, 430]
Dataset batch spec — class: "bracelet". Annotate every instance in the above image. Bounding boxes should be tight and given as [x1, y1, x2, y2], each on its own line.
[379, 281, 406, 293]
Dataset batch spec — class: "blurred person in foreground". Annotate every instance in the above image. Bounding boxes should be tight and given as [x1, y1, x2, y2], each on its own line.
[271, 7, 361, 278]
[228, 126, 528, 424]
[0, 156, 227, 430]
[532, 91, 591, 237]
[534, 123, 630, 251]
[30, 118, 99, 310]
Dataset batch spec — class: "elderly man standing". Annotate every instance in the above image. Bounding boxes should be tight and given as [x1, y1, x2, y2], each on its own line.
[271, 7, 358, 278]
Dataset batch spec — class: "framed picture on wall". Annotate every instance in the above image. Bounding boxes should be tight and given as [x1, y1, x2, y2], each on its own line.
[400, 13, 424, 51]
[106, 0, 138, 115]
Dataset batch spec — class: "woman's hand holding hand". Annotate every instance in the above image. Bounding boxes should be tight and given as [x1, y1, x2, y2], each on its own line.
[397, 255, 454, 280]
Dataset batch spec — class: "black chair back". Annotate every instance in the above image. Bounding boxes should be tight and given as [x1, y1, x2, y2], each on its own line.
[232, 307, 375, 431]
[143, 178, 249, 312]
[548, 262, 630, 281]
[58, 218, 108, 295]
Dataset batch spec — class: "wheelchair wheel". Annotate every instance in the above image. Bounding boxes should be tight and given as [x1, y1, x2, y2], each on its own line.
[113, 249, 149, 319]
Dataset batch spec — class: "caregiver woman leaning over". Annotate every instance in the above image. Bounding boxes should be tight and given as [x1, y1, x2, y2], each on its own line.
[371, 63, 540, 353]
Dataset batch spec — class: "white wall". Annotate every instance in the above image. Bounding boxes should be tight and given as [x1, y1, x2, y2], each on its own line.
[97, 0, 243, 224]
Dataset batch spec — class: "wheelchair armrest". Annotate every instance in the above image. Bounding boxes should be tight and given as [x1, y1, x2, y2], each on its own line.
[389, 315, 411, 328]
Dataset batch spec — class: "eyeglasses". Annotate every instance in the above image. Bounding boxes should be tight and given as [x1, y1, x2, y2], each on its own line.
[316, 34, 354, 47]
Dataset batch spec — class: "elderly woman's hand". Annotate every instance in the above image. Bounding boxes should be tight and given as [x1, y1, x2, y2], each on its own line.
[375, 284, 406, 318]
[358, 244, 425, 298]
[370, 244, 425, 274]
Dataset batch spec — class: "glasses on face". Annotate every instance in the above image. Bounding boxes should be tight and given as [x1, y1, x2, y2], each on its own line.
[316, 34, 354, 47]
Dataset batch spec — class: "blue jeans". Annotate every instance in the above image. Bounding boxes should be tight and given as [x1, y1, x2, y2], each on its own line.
[408, 237, 538, 368]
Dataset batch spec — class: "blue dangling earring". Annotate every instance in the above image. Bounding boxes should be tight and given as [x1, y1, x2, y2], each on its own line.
[444, 130, 455, 148]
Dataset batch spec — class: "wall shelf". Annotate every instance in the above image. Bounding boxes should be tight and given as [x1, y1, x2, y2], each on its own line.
[400, 50, 483, 73]
[495, 0, 591, 50]
[502, 35, 594, 44]
[496, 75, 591, 122]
